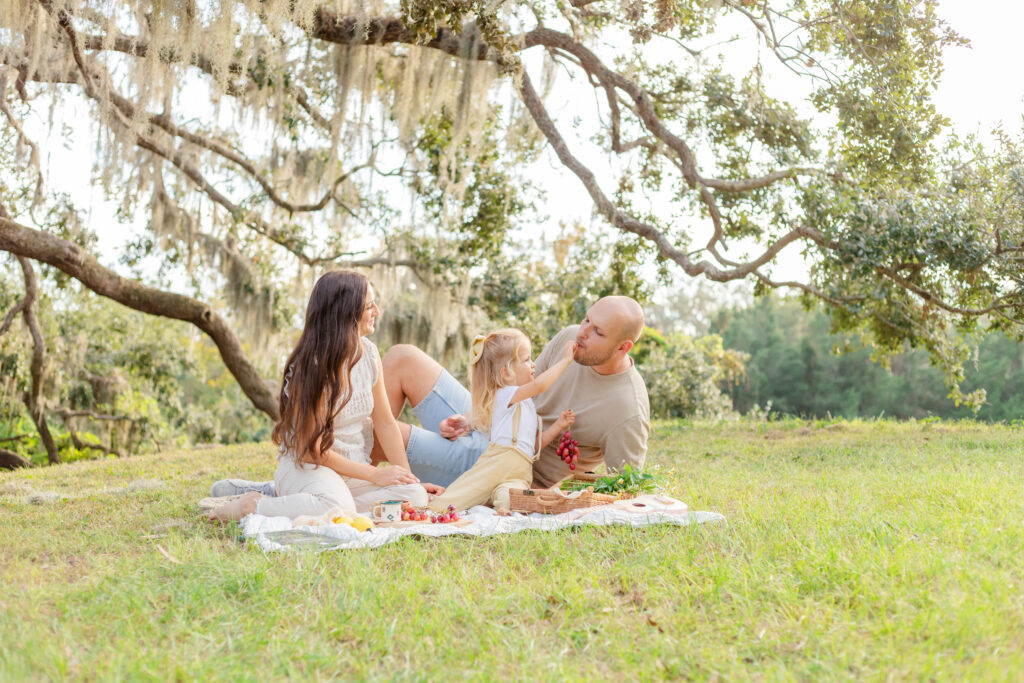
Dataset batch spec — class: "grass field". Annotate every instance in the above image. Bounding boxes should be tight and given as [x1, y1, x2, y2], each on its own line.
[1, 418, 1022, 680]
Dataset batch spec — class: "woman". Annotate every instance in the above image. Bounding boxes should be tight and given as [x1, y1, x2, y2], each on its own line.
[210, 270, 443, 521]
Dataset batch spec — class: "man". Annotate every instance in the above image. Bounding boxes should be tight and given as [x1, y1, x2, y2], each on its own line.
[211, 296, 650, 497]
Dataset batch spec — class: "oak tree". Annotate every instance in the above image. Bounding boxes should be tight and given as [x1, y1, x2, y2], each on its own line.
[1, 0, 1020, 457]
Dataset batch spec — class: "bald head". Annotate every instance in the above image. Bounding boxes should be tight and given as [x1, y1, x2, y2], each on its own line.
[592, 296, 645, 343]
[573, 296, 645, 370]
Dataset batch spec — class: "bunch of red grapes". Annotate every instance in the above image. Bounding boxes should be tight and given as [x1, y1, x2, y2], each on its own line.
[400, 501, 460, 523]
[557, 429, 580, 470]
[430, 505, 460, 524]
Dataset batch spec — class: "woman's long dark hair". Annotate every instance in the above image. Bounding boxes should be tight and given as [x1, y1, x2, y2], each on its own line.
[271, 270, 369, 466]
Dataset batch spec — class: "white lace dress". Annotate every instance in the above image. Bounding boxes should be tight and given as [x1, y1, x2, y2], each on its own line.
[330, 337, 379, 465]
[256, 338, 427, 519]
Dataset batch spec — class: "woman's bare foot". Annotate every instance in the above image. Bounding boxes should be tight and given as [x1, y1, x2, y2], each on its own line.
[208, 491, 262, 522]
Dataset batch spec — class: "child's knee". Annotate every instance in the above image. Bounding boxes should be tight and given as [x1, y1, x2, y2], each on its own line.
[490, 488, 512, 512]
[491, 479, 528, 512]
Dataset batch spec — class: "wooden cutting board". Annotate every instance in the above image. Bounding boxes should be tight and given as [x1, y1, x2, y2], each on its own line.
[375, 519, 473, 528]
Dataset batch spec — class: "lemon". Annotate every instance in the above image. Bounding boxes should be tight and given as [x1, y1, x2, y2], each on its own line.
[331, 514, 354, 526]
[349, 515, 374, 532]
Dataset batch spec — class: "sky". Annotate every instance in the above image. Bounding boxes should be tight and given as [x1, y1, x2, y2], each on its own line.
[17, 0, 1024, 294]
[933, 0, 1024, 135]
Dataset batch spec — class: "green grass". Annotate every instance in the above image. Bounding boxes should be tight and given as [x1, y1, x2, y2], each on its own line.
[1, 419, 1022, 680]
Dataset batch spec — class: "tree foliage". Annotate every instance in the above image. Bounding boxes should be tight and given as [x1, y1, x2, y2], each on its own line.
[714, 295, 1024, 422]
[633, 327, 746, 420]
[1, 0, 1022, 462]
[0, 273, 269, 464]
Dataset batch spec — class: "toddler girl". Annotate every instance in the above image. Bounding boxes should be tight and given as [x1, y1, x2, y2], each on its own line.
[428, 329, 576, 513]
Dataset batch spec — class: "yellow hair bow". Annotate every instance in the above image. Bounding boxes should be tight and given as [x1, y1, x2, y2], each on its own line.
[469, 334, 487, 364]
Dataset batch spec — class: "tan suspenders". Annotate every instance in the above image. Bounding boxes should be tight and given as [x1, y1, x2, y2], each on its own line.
[508, 400, 542, 459]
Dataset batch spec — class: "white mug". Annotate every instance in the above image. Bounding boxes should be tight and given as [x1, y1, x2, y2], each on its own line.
[372, 500, 403, 523]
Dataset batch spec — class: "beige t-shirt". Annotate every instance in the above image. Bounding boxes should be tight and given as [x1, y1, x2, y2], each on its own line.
[532, 326, 650, 488]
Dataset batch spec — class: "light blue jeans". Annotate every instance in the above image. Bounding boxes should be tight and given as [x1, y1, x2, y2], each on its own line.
[406, 369, 489, 488]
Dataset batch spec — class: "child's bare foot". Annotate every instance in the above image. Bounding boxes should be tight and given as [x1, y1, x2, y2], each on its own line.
[208, 491, 262, 522]
[496, 507, 511, 517]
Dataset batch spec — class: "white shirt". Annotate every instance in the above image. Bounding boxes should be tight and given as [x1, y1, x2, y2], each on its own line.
[489, 385, 539, 458]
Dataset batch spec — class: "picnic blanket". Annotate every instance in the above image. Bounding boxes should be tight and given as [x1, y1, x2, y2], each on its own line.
[232, 495, 726, 552]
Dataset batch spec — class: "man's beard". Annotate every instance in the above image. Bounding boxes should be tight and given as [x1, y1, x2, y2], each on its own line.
[573, 345, 613, 367]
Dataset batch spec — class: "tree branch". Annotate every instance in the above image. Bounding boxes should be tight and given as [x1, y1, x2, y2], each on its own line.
[78, 32, 248, 96]
[723, 0, 841, 85]
[77, 13, 824, 200]
[0, 448, 32, 470]
[874, 265, 1024, 323]
[516, 67, 814, 282]
[53, 408, 137, 422]
[0, 218, 280, 419]
[0, 277, 31, 338]
[530, 27, 828, 194]
[68, 429, 121, 457]
[46, 16, 362, 267]
[0, 71, 44, 207]
[107, 91, 368, 216]
[80, 31, 344, 133]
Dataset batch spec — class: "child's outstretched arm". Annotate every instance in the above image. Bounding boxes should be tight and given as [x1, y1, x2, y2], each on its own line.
[509, 340, 576, 404]
[540, 409, 575, 449]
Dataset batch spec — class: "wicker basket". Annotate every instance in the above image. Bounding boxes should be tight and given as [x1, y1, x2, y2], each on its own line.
[508, 487, 618, 515]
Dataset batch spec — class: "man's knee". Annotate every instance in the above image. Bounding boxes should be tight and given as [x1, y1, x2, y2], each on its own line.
[382, 344, 427, 375]
[383, 344, 443, 407]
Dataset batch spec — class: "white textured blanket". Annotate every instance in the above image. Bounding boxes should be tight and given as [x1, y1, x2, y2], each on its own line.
[239, 495, 726, 551]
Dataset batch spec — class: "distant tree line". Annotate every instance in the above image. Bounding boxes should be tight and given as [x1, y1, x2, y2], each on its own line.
[711, 296, 1024, 422]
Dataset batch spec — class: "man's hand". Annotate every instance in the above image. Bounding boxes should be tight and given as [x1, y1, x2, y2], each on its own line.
[370, 465, 420, 487]
[439, 414, 470, 440]
[421, 482, 446, 499]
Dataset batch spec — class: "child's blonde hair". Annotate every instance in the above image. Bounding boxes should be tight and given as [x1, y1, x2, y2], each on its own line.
[468, 328, 530, 432]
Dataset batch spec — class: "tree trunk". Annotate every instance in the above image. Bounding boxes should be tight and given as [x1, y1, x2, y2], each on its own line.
[0, 218, 280, 420]
[16, 257, 60, 464]
[22, 393, 59, 464]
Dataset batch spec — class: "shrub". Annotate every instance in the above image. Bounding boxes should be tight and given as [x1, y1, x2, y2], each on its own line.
[634, 328, 746, 419]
